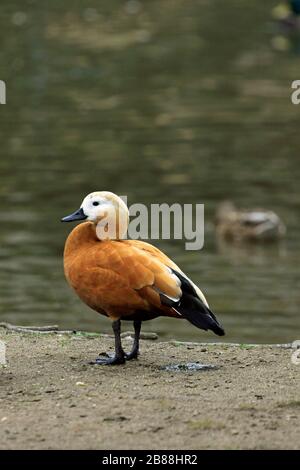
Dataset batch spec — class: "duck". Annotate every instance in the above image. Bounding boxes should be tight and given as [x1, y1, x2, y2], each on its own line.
[273, 1, 300, 32]
[61, 191, 225, 365]
[215, 201, 286, 243]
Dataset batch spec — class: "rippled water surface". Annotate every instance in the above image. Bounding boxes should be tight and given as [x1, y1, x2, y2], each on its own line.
[0, 0, 299, 342]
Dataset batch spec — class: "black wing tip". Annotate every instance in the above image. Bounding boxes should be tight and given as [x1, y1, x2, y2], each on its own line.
[192, 314, 225, 337]
[175, 295, 225, 337]
[214, 326, 225, 336]
[167, 267, 226, 337]
[206, 306, 225, 336]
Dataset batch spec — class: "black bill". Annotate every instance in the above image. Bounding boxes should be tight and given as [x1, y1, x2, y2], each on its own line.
[61, 207, 87, 222]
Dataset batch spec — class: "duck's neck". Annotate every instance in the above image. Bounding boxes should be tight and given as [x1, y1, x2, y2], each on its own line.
[64, 222, 98, 255]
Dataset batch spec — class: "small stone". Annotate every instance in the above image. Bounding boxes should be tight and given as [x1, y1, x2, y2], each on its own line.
[255, 394, 263, 400]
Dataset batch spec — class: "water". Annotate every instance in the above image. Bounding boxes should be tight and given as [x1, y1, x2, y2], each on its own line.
[0, 0, 299, 343]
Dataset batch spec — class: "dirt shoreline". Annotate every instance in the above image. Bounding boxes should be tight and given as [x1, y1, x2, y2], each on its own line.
[0, 329, 299, 450]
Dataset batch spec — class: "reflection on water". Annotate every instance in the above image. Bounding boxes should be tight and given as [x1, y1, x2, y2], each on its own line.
[0, 0, 299, 343]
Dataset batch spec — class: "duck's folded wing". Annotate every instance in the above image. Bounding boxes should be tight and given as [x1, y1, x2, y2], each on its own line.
[124, 241, 225, 336]
[240, 210, 281, 227]
[125, 240, 209, 307]
[79, 241, 182, 313]
[109, 241, 183, 304]
[84, 240, 224, 335]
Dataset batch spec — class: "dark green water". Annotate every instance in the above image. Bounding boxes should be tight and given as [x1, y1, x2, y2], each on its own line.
[0, 0, 299, 343]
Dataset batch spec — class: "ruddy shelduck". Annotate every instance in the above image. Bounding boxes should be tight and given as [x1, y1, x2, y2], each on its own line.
[62, 192, 225, 365]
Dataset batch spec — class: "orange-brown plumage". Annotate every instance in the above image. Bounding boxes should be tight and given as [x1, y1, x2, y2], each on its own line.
[64, 222, 181, 321]
[62, 191, 224, 365]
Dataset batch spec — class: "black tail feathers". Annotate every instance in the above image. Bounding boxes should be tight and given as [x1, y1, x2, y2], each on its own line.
[165, 269, 225, 337]
[175, 293, 225, 336]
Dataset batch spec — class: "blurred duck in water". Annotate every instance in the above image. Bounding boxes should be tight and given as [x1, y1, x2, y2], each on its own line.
[215, 202, 286, 243]
[272, 0, 300, 31]
[62, 191, 225, 365]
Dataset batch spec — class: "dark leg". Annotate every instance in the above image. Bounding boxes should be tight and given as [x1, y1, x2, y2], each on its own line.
[91, 320, 125, 365]
[125, 320, 141, 360]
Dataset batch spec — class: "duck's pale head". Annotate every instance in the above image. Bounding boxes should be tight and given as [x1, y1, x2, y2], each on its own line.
[61, 191, 129, 240]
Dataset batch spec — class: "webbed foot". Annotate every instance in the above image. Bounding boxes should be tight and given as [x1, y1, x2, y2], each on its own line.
[90, 354, 125, 365]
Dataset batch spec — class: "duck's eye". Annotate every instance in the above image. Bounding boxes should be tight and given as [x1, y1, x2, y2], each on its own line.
[92, 201, 100, 207]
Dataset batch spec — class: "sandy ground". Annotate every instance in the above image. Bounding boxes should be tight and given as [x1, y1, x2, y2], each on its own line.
[0, 330, 299, 450]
